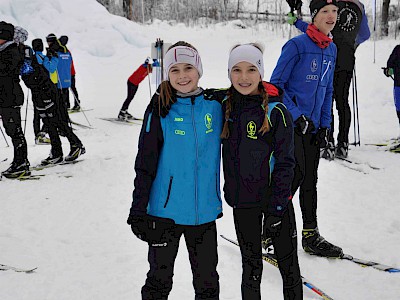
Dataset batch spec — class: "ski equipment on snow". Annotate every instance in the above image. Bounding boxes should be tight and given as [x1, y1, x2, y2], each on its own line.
[220, 235, 335, 300]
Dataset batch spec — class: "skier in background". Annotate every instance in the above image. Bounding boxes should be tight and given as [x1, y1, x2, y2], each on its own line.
[59, 35, 81, 111]
[271, 0, 343, 258]
[384, 44, 400, 152]
[118, 59, 152, 121]
[0, 21, 30, 178]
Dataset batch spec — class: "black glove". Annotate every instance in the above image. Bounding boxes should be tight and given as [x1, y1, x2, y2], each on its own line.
[315, 127, 329, 148]
[295, 115, 315, 134]
[127, 215, 148, 242]
[263, 215, 283, 238]
[127, 214, 174, 246]
[46, 47, 57, 58]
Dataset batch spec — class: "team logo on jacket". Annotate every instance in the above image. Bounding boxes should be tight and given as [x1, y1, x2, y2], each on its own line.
[205, 113, 213, 133]
[247, 121, 257, 140]
[337, 7, 358, 32]
[311, 59, 318, 72]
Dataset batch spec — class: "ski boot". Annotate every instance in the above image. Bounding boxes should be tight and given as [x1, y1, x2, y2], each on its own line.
[118, 110, 133, 120]
[335, 142, 349, 159]
[302, 228, 343, 258]
[35, 132, 51, 145]
[1, 160, 31, 179]
[321, 141, 335, 161]
[41, 153, 63, 166]
[65, 145, 86, 162]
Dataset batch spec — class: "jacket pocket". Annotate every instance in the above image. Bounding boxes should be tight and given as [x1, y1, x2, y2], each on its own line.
[163, 176, 173, 208]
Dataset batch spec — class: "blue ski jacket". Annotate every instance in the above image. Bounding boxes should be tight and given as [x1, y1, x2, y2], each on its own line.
[56, 51, 72, 88]
[129, 90, 223, 226]
[270, 33, 336, 130]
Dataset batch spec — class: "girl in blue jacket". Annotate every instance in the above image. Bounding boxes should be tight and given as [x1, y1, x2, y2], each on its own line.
[270, 0, 343, 258]
[127, 41, 222, 299]
[219, 43, 302, 300]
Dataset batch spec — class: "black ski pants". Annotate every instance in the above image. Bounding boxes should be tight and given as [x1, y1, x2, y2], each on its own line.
[234, 206, 303, 300]
[141, 221, 219, 300]
[0, 107, 28, 164]
[330, 69, 353, 144]
[291, 131, 320, 229]
[120, 81, 139, 111]
[70, 75, 80, 107]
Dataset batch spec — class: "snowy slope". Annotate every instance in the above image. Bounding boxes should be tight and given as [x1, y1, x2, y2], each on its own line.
[1, 0, 400, 299]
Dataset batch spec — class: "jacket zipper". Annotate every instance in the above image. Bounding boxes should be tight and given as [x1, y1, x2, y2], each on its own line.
[191, 96, 199, 224]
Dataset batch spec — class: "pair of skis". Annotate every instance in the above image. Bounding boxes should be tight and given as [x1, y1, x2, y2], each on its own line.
[98, 117, 143, 126]
[221, 235, 399, 300]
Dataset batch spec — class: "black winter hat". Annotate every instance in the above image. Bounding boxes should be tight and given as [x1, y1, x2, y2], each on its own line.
[32, 38, 44, 52]
[46, 33, 57, 43]
[0, 21, 15, 41]
[59, 35, 68, 46]
[309, 0, 338, 20]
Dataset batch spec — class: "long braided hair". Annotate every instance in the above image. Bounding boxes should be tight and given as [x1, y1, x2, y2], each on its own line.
[221, 43, 270, 139]
[158, 41, 198, 115]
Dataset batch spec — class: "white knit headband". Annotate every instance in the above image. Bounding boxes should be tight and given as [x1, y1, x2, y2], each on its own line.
[228, 44, 264, 80]
[164, 46, 203, 80]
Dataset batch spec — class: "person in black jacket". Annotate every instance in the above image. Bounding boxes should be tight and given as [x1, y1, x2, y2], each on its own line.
[0, 21, 30, 178]
[219, 43, 302, 300]
[18, 29, 85, 164]
[384, 44, 400, 146]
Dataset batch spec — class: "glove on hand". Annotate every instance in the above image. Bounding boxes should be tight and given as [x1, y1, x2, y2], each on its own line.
[287, 12, 298, 25]
[315, 128, 329, 148]
[264, 215, 283, 238]
[295, 115, 315, 134]
[127, 215, 148, 242]
[383, 67, 394, 77]
[142, 58, 150, 67]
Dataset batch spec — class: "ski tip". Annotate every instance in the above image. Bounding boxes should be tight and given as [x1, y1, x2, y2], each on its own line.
[388, 268, 400, 273]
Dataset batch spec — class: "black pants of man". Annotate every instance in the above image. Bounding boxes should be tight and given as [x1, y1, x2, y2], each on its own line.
[0, 107, 28, 164]
[141, 221, 219, 300]
[234, 205, 303, 300]
[59, 88, 71, 110]
[291, 131, 320, 229]
[330, 69, 353, 144]
[70, 75, 80, 107]
[120, 81, 139, 111]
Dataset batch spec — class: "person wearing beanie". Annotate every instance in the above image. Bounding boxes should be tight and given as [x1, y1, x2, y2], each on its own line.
[0, 21, 30, 178]
[271, 2, 344, 258]
[18, 30, 85, 165]
[292, 0, 370, 160]
[59, 35, 82, 111]
[127, 41, 222, 299]
[214, 43, 302, 299]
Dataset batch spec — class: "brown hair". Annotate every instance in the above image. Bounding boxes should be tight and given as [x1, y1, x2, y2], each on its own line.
[158, 41, 198, 113]
[221, 42, 270, 139]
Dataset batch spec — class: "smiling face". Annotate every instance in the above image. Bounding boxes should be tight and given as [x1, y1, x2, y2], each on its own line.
[313, 4, 338, 35]
[168, 63, 200, 94]
[230, 61, 261, 96]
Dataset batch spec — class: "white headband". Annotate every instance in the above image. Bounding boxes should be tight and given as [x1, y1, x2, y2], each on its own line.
[164, 46, 203, 80]
[228, 44, 264, 80]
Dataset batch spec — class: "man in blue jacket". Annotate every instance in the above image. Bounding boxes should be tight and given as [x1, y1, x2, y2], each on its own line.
[271, 0, 343, 258]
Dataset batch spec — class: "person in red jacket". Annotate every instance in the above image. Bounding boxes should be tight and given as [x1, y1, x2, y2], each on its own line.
[118, 59, 152, 120]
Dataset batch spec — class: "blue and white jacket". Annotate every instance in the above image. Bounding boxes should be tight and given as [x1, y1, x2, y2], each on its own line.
[129, 89, 223, 226]
[56, 51, 72, 88]
[270, 33, 336, 130]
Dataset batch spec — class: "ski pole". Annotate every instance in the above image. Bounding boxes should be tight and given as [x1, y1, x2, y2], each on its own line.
[23, 89, 30, 135]
[0, 125, 9, 147]
[353, 65, 360, 146]
[69, 87, 92, 127]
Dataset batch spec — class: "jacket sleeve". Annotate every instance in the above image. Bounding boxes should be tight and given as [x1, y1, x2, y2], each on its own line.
[268, 104, 295, 217]
[294, 19, 308, 33]
[42, 56, 58, 73]
[355, 6, 371, 46]
[129, 95, 164, 216]
[270, 41, 302, 122]
[387, 45, 400, 69]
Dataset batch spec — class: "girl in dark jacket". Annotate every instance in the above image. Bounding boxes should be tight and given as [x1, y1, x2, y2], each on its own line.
[220, 43, 302, 300]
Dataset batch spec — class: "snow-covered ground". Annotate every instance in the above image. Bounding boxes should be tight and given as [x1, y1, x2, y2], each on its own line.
[1, 0, 400, 299]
